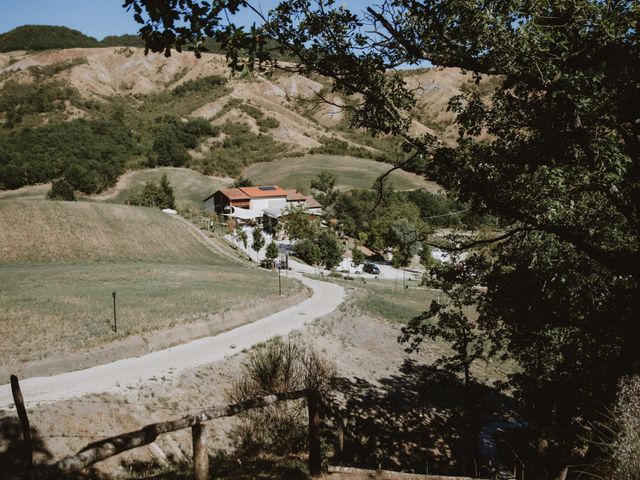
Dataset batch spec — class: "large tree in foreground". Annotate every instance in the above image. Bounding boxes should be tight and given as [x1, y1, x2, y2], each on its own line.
[124, 1, 639, 477]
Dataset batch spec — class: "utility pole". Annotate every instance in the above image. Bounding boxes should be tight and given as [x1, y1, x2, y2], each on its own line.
[278, 264, 282, 296]
[112, 291, 117, 333]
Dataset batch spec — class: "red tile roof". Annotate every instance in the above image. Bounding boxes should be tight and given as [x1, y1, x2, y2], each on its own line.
[305, 196, 322, 209]
[284, 189, 307, 201]
[218, 188, 250, 200]
[239, 186, 287, 198]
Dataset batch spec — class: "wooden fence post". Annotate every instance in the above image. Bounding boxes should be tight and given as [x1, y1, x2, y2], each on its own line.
[10, 375, 33, 472]
[337, 416, 347, 466]
[307, 390, 322, 477]
[192, 422, 209, 480]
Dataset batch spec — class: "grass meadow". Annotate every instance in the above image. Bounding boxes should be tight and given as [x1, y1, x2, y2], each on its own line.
[0, 262, 299, 364]
[243, 154, 439, 193]
[102, 167, 231, 210]
[354, 281, 441, 323]
[0, 199, 302, 364]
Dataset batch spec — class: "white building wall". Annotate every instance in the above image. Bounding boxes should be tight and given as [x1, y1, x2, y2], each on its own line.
[250, 197, 286, 211]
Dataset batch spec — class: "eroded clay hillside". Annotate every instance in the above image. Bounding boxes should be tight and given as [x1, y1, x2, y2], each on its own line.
[0, 47, 489, 144]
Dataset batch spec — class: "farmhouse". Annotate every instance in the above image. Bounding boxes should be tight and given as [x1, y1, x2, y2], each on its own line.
[203, 185, 321, 223]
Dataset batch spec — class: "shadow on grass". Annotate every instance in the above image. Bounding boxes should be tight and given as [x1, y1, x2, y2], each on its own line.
[323, 359, 517, 476]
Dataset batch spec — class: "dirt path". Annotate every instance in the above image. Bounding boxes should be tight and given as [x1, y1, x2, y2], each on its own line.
[0, 270, 345, 407]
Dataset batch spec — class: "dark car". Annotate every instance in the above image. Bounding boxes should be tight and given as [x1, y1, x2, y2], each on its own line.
[363, 262, 380, 275]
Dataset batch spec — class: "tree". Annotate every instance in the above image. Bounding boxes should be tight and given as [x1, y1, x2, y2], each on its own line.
[126, 1, 639, 475]
[351, 244, 364, 267]
[46, 178, 76, 201]
[316, 230, 343, 270]
[310, 171, 337, 208]
[265, 241, 279, 267]
[151, 133, 189, 167]
[236, 225, 248, 250]
[159, 173, 176, 209]
[390, 218, 422, 267]
[281, 205, 317, 241]
[64, 164, 97, 194]
[401, 258, 485, 391]
[294, 237, 321, 270]
[251, 225, 265, 261]
[234, 177, 253, 187]
[130, 178, 176, 209]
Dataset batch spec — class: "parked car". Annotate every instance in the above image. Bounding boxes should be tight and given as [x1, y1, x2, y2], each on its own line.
[363, 262, 380, 275]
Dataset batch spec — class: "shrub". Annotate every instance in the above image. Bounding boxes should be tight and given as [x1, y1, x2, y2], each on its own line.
[193, 122, 288, 176]
[233, 177, 253, 187]
[172, 75, 227, 95]
[265, 241, 280, 268]
[227, 337, 335, 456]
[46, 178, 76, 201]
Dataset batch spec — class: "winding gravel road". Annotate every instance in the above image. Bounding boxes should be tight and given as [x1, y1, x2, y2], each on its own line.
[0, 271, 345, 408]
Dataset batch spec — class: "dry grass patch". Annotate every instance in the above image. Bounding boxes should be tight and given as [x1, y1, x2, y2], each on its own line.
[0, 199, 305, 365]
[0, 262, 302, 365]
[0, 199, 218, 263]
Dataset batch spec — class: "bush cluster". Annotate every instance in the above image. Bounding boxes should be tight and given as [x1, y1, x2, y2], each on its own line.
[193, 122, 287, 177]
[148, 115, 216, 167]
[0, 118, 134, 191]
[238, 103, 280, 132]
[172, 75, 227, 96]
[46, 178, 76, 201]
[310, 136, 370, 158]
[127, 173, 176, 209]
[0, 80, 78, 128]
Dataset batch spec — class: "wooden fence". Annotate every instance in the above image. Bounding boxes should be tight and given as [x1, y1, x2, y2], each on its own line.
[6, 376, 322, 480]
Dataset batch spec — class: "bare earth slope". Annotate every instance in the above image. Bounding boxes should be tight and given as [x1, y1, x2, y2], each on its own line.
[0, 47, 484, 153]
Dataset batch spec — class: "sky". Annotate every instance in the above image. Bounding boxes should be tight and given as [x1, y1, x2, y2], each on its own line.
[0, 0, 374, 39]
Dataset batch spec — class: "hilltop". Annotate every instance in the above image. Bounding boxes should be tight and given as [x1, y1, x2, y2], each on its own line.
[0, 25, 143, 52]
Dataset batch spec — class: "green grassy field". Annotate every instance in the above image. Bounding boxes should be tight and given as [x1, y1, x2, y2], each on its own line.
[354, 282, 440, 323]
[242, 154, 439, 193]
[101, 167, 231, 210]
[0, 199, 302, 364]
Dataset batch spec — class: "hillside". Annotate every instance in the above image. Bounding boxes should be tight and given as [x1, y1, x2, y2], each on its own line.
[0, 27, 499, 195]
[0, 199, 219, 263]
[95, 167, 232, 210]
[244, 155, 441, 193]
[0, 198, 305, 366]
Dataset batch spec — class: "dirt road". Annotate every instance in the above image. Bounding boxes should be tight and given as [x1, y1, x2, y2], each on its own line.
[0, 272, 345, 407]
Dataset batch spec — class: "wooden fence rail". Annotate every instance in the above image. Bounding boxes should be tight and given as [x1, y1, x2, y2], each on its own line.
[7, 381, 317, 480]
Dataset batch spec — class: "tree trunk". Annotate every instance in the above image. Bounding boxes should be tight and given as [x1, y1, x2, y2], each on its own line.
[555, 466, 569, 480]
[308, 390, 322, 477]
